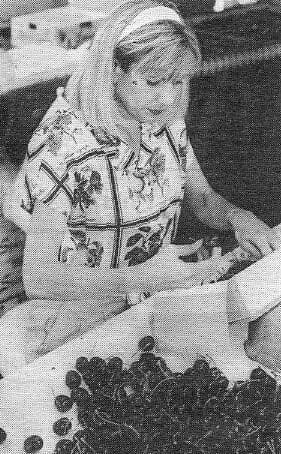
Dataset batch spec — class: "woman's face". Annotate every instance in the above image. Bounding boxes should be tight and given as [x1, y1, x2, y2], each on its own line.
[114, 65, 184, 124]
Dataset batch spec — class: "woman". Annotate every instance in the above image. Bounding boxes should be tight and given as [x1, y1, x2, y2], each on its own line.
[3, 0, 280, 356]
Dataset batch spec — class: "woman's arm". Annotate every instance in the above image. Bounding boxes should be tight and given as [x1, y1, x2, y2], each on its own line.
[184, 156, 236, 230]
[2, 159, 32, 233]
[184, 156, 281, 257]
[23, 202, 231, 301]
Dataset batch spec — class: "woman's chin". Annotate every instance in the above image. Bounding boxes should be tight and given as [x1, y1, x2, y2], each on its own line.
[140, 110, 166, 125]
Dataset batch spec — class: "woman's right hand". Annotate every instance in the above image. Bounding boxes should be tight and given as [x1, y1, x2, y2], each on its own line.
[148, 241, 233, 292]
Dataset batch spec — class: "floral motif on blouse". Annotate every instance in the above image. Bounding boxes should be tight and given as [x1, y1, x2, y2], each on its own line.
[178, 126, 189, 170]
[125, 217, 173, 266]
[72, 168, 103, 211]
[21, 195, 35, 215]
[20, 92, 191, 271]
[88, 125, 121, 147]
[58, 229, 104, 267]
[127, 148, 169, 211]
[86, 241, 104, 267]
[34, 110, 79, 156]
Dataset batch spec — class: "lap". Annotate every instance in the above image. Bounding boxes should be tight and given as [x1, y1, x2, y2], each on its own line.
[0, 159, 26, 318]
[0, 296, 126, 375]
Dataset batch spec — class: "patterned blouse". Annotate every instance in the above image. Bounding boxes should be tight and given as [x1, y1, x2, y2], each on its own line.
[19, 89, 195, 272]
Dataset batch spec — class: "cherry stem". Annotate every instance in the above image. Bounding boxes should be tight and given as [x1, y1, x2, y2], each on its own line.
[150, 377, 177, 397]
[94, 409, 120, 427]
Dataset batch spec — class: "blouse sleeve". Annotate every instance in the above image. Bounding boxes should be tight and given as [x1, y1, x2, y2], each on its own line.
[15, 89, 76, 219]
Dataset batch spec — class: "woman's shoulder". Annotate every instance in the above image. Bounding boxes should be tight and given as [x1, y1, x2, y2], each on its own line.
[27, 87, 113, 162]
[28, 88, 80, 158]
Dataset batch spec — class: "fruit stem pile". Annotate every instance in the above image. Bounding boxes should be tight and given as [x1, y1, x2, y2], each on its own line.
[51, 336, 281, 454]
[0, 336, 280, 453]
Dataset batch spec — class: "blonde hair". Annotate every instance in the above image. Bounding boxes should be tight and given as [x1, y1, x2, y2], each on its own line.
[66, 0, 201, 143]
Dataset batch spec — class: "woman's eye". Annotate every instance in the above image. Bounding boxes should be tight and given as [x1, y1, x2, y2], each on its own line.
[146, 79, 183, 87]
[172, 80, 183, 86]
[146, 80, 160, 87]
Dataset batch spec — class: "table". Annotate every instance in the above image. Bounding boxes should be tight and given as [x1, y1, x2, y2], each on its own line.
[1, 242, 281, 451]
[0, 299, 257, 454]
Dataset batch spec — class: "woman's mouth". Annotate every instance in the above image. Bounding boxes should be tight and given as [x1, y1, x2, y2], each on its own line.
[148, 108, 164, 116]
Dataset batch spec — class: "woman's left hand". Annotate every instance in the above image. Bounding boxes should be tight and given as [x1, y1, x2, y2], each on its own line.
[228, 208, 281, 259]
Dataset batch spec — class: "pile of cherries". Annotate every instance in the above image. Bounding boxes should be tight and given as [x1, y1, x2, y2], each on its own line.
[1, 336, 281, 453]
[51, 336, 281, 454]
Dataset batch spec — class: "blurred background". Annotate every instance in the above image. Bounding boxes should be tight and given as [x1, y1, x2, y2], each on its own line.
[0, 0, 66, 21]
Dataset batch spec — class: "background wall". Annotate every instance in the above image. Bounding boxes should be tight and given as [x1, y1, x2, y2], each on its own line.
[0, 0, 67, 21]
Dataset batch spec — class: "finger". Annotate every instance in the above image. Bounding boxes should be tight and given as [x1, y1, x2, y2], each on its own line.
[197, 249, 205, 262]
[236, 238, 262, 260]
[176, 239, 204, 257]
[230, 247, 251, 262]
[243, 235, 272, 257]
[272, 226, 281, 241]
[268, 232, 281, 251]
[215, 259, 232, 275]
[251, 237, 273, 257]
[201, 271, 220, 285]
[197, 245, 211, 261]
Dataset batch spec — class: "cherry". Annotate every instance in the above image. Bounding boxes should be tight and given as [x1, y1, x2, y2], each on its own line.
[54, 395, 73, 413]
[138, 336, 155, 352]
[89, 357, 106, 373]
[183, 367, 195, 378]
[140, 352, 156, 364]
[54, 439, 75, 454]
[0, 428, 6, 444]
[77, 409, 94, 428]
[70, 387, 90, 406]
[129, 361, 140, 372]
[260, 424, 276, 442]
[59, 348, 281, 454]
[193, 359, 210, 375]
[139, 352, 156, 372]
[107, 357, 123, 374]
[264, 375, 277, 391]
[53, 418, 72, 437]
[81, 369, 95, 388]
[209, 378, 229, 395]
[250, 367, 268, 381]
[209, 367, 222, 381]
[149, 372, 164, 389]
[173, 372, 184, 379]
[23, 435, 43, 453]
[65, 370, 81, 389]
[75, 357, 89, 373]
[232, 380, 246, 393]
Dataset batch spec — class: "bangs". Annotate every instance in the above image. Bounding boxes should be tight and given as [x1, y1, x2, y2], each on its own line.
[117, 21, 201, 81]
[136, 45, 199, 81]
